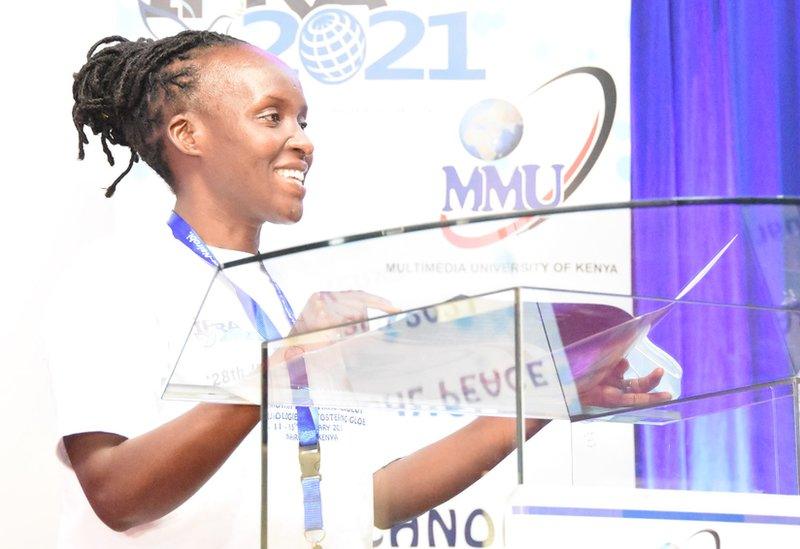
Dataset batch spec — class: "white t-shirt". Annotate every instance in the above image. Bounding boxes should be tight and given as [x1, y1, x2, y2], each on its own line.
[47, 221, 374, 548]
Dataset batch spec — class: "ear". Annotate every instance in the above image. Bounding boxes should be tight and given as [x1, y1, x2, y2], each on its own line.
[165, 112, 204, 157]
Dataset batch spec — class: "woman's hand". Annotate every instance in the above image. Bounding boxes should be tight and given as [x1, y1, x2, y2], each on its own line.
[290, 290, 400, 336]
[578, 358, 672, 408]
[275, 291, 400, 360]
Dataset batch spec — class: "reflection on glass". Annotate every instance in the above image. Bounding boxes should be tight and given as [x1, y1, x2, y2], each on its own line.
[159, 198, 800, 545]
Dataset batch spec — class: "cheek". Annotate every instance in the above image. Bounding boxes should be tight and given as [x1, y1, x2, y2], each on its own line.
[207, 119, 267, 159]
[251, 135, 283, 163]
[203, 127, 245, 170]
[232, 120, 281, 155]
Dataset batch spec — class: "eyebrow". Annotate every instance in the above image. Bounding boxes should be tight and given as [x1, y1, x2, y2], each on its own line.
[254, 94, 286, 107]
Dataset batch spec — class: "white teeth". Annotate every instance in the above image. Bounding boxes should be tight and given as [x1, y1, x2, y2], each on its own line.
[276, 169, 305, 184]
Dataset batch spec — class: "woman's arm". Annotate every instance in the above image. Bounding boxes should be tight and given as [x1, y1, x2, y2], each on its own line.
[64, 291, 394, 533]
[372, 360, 671, 529]
[372, 416, 547, 529]
[63, 403, 259, 532]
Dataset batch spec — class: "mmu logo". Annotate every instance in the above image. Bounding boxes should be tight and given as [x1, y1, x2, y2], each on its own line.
[442, 164, 566, 214]
[440, 67, 617, 248]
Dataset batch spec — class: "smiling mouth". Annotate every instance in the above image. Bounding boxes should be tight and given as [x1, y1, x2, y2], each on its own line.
[276, 168, 306, 186]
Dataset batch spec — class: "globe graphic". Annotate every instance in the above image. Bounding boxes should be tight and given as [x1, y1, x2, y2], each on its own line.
[459, 99, 524, 161]
[299, 9, 366, 84]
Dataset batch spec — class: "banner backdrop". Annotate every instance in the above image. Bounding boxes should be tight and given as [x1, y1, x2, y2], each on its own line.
[112, 1, 633, 547]
[506, 486, 800, 549]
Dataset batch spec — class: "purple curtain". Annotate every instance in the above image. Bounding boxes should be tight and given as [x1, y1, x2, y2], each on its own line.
[631, 0, 800, 493]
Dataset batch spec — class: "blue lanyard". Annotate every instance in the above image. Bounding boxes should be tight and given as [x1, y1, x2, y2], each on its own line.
[167, 212, 325, 545]
[167, 212, 284, 340]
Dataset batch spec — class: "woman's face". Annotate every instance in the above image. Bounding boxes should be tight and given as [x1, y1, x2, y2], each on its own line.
[191, 45, 314, 225]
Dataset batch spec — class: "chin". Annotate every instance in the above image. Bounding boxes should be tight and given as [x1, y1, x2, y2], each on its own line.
[270, 209, 303, 225]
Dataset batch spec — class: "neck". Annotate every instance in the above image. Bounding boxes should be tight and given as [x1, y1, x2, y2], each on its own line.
[173, 197, 261, 254]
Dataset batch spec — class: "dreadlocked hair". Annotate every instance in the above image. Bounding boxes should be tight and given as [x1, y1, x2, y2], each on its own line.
[72, 30, 244, 197]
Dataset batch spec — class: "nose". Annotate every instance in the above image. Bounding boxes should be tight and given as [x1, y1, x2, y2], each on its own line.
[289, 126, 314, 159]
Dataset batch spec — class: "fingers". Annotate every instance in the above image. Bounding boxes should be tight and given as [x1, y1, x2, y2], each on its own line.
[609, 359, 663, 394]
[316, 291, 397, 327]
[628, 367, 664, 394]
[331, 290, 401, 314]
[313, 291, 400, 315]
[589, 387, 671, 408]
[583, 363, 673, 407]
[294, 290, 401, 333]
[618, 390, 672, 407]
[611, 358, 629, 379]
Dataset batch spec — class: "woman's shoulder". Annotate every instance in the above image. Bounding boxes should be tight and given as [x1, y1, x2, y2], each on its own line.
[67, 222, 211, 280]
[50, 223, 213, 320]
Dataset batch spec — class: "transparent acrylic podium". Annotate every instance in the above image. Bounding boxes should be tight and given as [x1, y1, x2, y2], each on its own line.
[164, 197, 800, 548]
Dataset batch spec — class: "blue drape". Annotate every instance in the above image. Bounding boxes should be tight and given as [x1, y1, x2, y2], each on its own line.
[631, 0, 800, 493]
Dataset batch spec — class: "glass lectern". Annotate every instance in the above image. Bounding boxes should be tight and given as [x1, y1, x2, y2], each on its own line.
[164, 197, 800, 548]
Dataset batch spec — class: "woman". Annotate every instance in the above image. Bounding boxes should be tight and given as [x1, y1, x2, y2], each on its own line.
[55, 30, 668, 548]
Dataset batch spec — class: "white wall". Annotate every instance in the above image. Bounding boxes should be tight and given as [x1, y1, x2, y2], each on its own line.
[0, 2, 174, 546]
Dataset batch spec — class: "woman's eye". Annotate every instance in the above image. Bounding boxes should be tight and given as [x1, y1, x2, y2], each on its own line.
[299, 120, 308, 130]
[259, 112, 280, 123]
